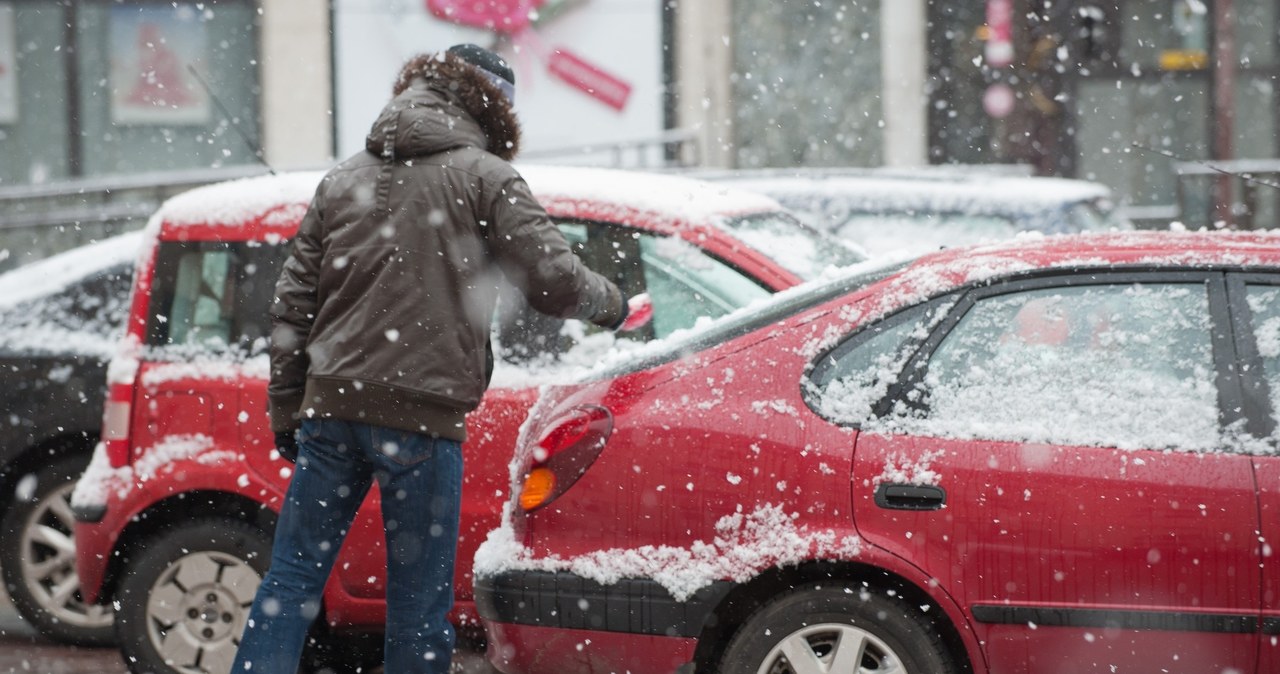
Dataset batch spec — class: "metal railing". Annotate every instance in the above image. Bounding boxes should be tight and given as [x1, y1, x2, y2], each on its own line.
[519, 129, 699, 169]
[0, 165, 271, 272]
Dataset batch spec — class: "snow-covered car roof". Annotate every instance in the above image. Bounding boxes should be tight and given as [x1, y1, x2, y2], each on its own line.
[704, 169, 1114, 216]
[518, 164, 782, 223]
[689, 167, 1130, 258]
[150, 165, 784, 233]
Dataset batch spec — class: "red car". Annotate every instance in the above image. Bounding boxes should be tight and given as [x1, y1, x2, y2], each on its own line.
[476, 231, 1280, 674]
[69, 166, 862, 674]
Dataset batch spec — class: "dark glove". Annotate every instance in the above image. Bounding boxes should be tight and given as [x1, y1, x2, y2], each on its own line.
[275, 430, 299, 464]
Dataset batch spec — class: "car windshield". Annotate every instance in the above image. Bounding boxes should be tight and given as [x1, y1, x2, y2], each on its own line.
[0, 262, 133, 357]
[1066, 198, 1130, 232]
[719, 211, 866, 280]
[494, 221, 775, 373]
[144, 240, 288, 358]
[591, 256, 911, 380]
[834, 212, 1020, 257]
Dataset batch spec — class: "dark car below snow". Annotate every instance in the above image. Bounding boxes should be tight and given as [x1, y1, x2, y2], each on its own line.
[0, 231, 139, 645]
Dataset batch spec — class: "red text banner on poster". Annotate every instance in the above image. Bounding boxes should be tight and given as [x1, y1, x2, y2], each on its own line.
[547, 48, 631, 111]
[425, 0, 633, 112]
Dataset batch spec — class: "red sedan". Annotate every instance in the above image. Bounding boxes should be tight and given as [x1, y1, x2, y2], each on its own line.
[477, 231, 1280, 674]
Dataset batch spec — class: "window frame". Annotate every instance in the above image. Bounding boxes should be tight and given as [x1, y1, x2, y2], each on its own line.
[558, 216, 772, 329]
[144, 239, 287, 355]
[1224, 271, 1280, 441]
[802, 298, 953, 426]
[889, 269, 1242, 440]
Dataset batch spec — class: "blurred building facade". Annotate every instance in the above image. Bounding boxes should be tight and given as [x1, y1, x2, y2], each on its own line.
[684, 0, 1279, 227]
[0, 0, 1276, 269]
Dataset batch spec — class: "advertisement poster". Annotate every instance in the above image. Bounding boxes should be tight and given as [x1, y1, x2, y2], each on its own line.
[0, 4, 17, 124]
[109, 5, 209, 125]
[334, 0, 661, 163]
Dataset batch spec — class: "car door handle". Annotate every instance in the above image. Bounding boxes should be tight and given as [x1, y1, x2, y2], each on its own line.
[874, 483, 947, 511]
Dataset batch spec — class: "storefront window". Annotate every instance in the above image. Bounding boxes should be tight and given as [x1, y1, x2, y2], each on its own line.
[1075, 77, 1209, 208]
[928, 0, 1280, 225]
[0, 0, 258, 186]
[0, 2, 71, 185]
[1237, 0, 1277, 67]
[730, 0, 882, 168]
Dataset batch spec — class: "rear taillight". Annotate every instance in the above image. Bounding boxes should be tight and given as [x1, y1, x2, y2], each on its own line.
[518, 405, 612, 512]
[102, 383, 134, 468]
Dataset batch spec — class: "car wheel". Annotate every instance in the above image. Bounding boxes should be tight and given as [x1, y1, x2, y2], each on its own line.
[114, 518, 270, 674]
[0, 454, 115, 645]
[717, 583, 959, 674]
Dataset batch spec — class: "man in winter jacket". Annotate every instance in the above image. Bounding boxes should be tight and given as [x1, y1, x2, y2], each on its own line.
[231, 44, 637, 674]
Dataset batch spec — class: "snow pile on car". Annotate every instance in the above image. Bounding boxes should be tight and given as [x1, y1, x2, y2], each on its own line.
[0, 231, 142, 356]
[71, 434, 230, 508]
[474, 503, 861, 602]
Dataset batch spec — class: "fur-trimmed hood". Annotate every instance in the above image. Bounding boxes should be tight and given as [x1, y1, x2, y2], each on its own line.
[365, 51, 521, 161]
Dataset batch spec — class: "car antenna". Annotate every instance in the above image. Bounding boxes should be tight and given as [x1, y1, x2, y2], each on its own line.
[1130, 142, 1280, 192]
[187, 64, 277, 176]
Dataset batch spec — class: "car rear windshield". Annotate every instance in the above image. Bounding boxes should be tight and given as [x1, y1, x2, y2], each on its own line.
[720, 211, 866, 280]
[145, 241, 288, 357]
[0, 263, 133, 357]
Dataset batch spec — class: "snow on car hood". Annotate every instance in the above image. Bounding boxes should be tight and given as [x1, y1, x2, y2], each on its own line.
[0, 230, 142, 311]
[721, 174, 1113, 215]
[0, 231, 143, 357]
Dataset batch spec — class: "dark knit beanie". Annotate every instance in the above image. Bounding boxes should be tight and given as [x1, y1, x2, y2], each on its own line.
[448, 43, 516, 102]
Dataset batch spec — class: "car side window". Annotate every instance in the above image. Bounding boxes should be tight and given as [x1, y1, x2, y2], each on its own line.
[1242, 284, 1280, 436]
[807, 301, 946, 425]
[169, 249, 234, 347]
[901, 283, 1220, 451]
[147, 241, 286, 355]
[639, 235, 770, 337]
[495, 222, 771, 363]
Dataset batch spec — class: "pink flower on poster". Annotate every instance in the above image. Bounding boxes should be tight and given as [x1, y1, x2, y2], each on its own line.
[426, 0, 546, 34]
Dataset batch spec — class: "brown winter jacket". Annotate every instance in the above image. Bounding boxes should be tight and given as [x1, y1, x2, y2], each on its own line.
[267, 52, 625, 441]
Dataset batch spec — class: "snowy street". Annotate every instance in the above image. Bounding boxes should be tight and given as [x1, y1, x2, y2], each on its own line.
[0, 583, 126, 674]
[0, 572, 494, 674]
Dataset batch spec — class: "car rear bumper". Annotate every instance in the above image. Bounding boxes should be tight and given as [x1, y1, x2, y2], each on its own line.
[476, 570, 734, 674]
[72, 517, 117, 605]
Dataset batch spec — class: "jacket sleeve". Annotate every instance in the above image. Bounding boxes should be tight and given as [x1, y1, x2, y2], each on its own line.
[484, 173, 625, 328]
[267, 191, 325, 434]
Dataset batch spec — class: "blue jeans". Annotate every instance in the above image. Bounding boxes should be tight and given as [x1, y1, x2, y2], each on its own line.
[231, 418, 464, 674]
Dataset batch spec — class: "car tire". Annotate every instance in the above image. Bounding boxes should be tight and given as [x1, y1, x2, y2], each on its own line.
[114, 518, 271, 674]
[0, 453, 115, 646]
[717, 582, 960, 674]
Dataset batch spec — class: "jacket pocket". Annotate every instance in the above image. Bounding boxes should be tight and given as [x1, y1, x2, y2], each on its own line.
[373, 427, 435, 467]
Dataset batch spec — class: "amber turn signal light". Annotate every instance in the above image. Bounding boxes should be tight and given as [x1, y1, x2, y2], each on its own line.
[519, 467, 557, 511]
